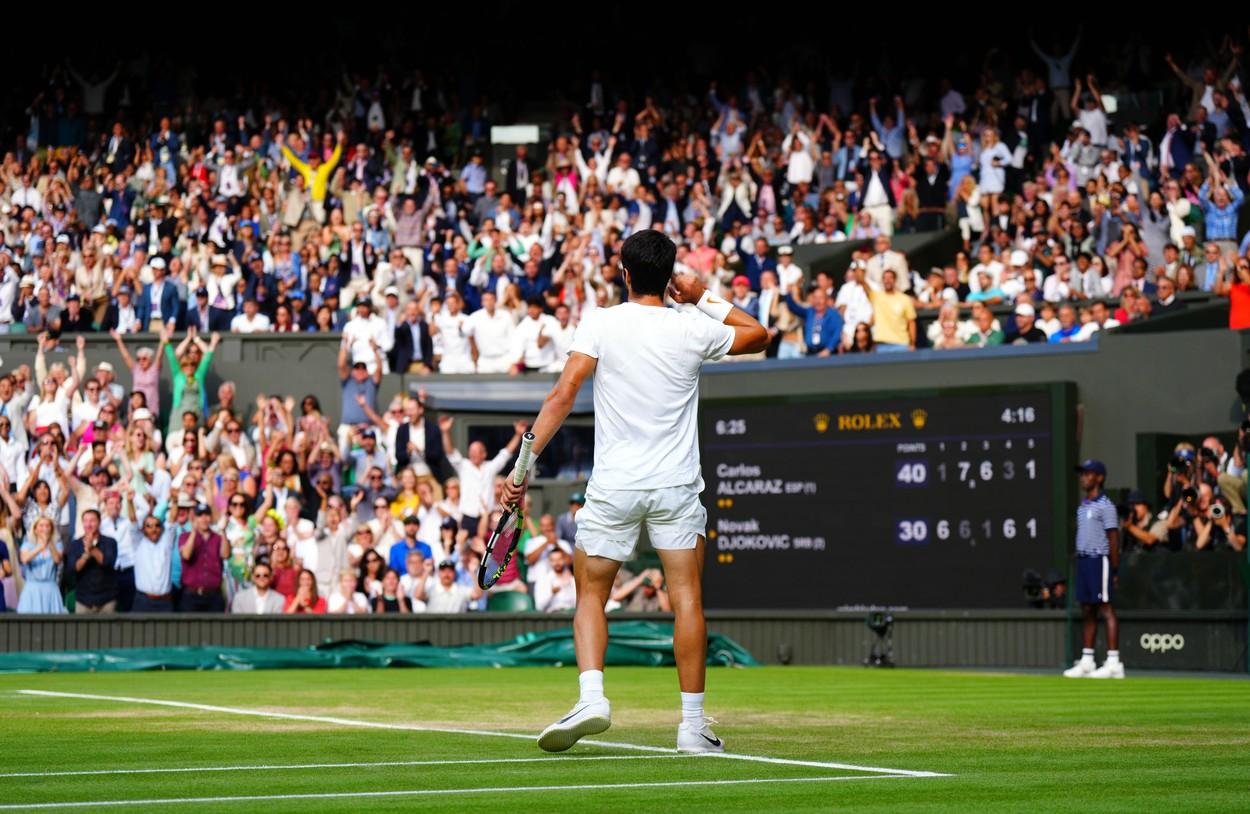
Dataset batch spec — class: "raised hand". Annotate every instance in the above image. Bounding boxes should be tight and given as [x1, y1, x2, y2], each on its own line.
[438, 415, 454, 432]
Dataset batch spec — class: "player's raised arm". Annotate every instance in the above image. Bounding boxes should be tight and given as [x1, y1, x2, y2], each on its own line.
[668, 271, 769, 355]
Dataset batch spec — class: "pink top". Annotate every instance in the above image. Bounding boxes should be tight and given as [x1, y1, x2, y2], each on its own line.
[130, 362, 160, 416]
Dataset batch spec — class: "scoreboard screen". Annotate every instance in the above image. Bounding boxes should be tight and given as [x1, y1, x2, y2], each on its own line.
[699, 384, 1075, 609]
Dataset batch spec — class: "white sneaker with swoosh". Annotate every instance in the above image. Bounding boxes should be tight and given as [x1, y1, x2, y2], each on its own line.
[537, 698, 611, 752]
[677, 717, 725, 753]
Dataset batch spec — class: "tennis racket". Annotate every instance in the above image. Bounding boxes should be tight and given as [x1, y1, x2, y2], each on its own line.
[477, 431, 536, 589]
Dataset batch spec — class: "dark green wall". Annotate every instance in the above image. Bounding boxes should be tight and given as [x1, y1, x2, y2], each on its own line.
[0, 327, 1242, 494]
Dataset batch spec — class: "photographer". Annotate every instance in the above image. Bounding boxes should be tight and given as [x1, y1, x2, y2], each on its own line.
[1161, 445, 1197, 509]
[1119, 491, 1167, 550]
[1195, 496, 1246, 552]
[1165, 482, 1214, 551]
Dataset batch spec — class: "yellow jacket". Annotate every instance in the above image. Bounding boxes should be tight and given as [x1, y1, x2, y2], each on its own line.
[281, 142, 342, 203]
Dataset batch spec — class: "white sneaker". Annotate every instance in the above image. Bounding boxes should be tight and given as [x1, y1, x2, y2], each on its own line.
[1063, 658, 1096, 678]
[677, 717, 725, 753]
[1089, 661, 1126, 679]
[537, 698, 611, 752]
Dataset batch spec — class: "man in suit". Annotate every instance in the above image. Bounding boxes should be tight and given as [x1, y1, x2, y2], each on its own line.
[137, 258, 182, 331]
[857, 148, 897, 235]
[337, 221, 377, 304]
[133, 200, 176, 251]
[504, 145, 534, 201]
[185, 288, 211, 331]
[229, 562, 287, 614]
[100, 286, 140, 333]
[912, 155, 950, 233]
[740, 237, 776, 291]
[394, 395, 445, 475]
[103, 122, 135, 175]
[391, 300, 433, 374]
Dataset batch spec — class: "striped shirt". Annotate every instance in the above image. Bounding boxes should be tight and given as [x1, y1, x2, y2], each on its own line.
[1076, 493, 1118, 557]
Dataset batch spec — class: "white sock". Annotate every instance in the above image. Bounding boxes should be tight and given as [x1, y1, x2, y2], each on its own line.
[578, 670, 605, 703]
[1081, 648, 1095, 661]
[1105, 650, 1120, 664]
[681, 691, 705, 726]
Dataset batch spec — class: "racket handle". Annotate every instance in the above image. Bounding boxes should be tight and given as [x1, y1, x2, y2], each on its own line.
[513, 431, 537, 485]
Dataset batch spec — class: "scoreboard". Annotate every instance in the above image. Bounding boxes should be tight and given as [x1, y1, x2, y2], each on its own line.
[699, 384, 1076, 609]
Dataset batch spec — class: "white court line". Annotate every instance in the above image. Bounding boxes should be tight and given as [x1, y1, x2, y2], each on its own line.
[0, 755, 688, 779]
[0, 775, 927, 810]
[16, 689, 951, 778]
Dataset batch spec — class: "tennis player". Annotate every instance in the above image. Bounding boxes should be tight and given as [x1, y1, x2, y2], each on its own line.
[500, 229, 768, 753]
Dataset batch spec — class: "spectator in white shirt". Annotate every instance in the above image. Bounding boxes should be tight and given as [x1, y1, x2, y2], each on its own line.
[433, 291, 474, 373]
[523, 514, 571, 593]
[425, 559, 481, 613]
[327, 570, 371, 614]
[533, 546, 576, 612]
[543, 304, 576, 372]
[465, 290, 516, 374]
[342, 300, 392, 374]
[229, 298, 271, 334]
[515, 299, 560, 373]
[439, 416, 527, 538]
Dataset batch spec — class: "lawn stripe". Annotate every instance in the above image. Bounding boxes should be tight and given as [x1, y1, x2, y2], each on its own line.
[16, 689, 950, 778]
[0, 775, 929, 810]
[0, 755, 687, 779]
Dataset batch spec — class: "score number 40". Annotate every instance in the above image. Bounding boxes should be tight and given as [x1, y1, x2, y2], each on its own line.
[898, 518, 1038, 543]
[896, 459, 1036, 486]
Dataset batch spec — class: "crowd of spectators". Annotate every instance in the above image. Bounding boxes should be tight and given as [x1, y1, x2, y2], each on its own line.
[4, 30, 1250, 366]
[1, 30, 1249, 613]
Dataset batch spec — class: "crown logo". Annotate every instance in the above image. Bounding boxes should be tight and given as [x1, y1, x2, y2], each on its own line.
[813, 412, 830, 433]
[911, 409, 928, 429]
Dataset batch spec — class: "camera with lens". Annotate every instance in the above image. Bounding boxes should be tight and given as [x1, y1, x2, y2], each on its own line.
[1168, 454, 1192, 473]
[1199, 447, 1217, 463]
[1181, 486, 1199, 505]
[1211, 502, 1226, 520]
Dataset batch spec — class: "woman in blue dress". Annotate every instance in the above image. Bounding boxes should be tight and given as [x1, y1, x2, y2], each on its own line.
[16, 516, 65, 614]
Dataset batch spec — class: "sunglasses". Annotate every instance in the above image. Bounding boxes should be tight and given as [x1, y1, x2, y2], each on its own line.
[230, 500, 246, 508]
[252, 571, 271, 579]
[227, 426, 241, 433]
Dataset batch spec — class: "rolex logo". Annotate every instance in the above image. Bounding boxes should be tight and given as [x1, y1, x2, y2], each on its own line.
[813, 412, 830, 433]
[911, 409, 928, 429]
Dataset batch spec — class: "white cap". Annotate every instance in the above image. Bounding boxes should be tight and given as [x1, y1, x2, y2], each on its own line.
[1182, 226, 1197, 237]
[384, 286, 400, 297]
[211, 254, 229, 267]
[296, 518, 315, 538]
[91, 224, 106, 234]
[97, 361, 115, 374]
[55, 234, 70, 245]
[778, 245, 794, 256]
[131, 407, 152, 421]
[18, 275, 35, 288]
[1014, 303, 1036, 318]
[1010, 250, 1029, 267]
[149, 257, 166, 270]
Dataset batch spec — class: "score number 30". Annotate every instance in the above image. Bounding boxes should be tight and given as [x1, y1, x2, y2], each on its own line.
[897, 518, 1038, 543]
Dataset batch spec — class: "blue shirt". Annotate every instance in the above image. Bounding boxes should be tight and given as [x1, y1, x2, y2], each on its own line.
[1048, 325, 1082, 343]
[1199, 181, 1244, 242]
[784, 294, 844, 355]
[1076, 493, 1117, 557]
[389, 539, 432, 574]
[460, 163, 487, 195]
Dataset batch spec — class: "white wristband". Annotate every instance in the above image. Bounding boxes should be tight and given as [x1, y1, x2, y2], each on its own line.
[696, 290, 733, 323]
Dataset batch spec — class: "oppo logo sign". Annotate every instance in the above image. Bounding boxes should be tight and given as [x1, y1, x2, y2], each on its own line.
[1139, 633, 1185, 653]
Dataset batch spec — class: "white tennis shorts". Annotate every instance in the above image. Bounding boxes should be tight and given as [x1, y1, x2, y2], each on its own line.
[575, 478, 708, 561]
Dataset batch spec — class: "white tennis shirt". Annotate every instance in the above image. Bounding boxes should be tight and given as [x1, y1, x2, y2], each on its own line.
[569, 301, 734, 491]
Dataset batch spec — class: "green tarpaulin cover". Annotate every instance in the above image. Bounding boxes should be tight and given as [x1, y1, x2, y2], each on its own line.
[0, 621, 758, 673]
